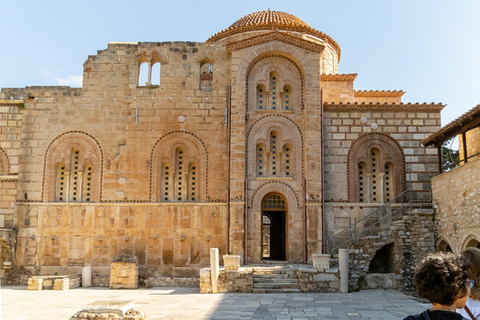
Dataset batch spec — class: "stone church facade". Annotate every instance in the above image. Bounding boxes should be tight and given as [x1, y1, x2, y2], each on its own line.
[0, 11, 442, 281]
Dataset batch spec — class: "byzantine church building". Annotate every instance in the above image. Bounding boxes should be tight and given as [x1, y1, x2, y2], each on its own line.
[0, 10, 442, 284]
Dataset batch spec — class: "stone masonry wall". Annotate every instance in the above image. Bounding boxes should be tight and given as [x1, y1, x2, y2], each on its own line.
[15, 203, 227, 278]
[324, 108, 441, 203]
[0, 100, 22, 228]
[348, 208, 435, 292]
[432, 157, 480, 252]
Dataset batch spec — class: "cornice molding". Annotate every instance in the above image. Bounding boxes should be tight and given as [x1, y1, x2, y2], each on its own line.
[321, 74, 357, 82]
[323, 102, 445, 112]
[354, 90, 405, 98]
[226, 31, 325, 53]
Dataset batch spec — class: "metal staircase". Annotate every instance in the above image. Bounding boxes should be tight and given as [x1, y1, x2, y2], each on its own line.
[326, 190, 429, 254]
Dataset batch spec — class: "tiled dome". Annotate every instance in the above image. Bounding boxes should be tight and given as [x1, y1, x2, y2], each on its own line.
[228, 10, 311, 29]
[207, 10, 341, 58]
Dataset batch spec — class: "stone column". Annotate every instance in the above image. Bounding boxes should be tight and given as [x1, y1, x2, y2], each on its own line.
[82, 265, 92, 287]
[210, 248, 219, 293]
[339, 249, 349, 293]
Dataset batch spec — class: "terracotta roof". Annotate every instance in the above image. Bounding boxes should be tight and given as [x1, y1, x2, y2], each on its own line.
[422, 103, 480, 147]
[323, 102, 445, 112]
[208, 10, 341, 59]
[321, 74, 357, 82]
[354, 90, 405, 98]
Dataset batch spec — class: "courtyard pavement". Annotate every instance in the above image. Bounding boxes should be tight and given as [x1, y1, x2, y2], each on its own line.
[2, 286, 429, 320]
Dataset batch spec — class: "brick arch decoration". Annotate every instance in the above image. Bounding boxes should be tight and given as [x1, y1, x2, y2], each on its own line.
[129, 49, 169, 87]
[462, 234, 480, 251]
[43, 131, 103, 202]
[237, 41, 314, 86]
[150, 131, 208, 202]
[247, 56, 302, 114]
[246, 114, 304, 181]
[250, 181, 300, 210]
[236, 42, 315, 111]
[0, 147, 9, 174]
[347, 133, 406, 203]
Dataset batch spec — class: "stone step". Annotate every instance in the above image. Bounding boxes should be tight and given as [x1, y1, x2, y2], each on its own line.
[253, 282, 300, 289]
[253, 288, 302, 294]
[252, 273, 296, 279]
[252, 269, 296, 275]
[253, 278, 298, 283]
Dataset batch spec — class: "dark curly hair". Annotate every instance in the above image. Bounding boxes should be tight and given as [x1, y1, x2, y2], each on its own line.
[414, 252, 470, 305]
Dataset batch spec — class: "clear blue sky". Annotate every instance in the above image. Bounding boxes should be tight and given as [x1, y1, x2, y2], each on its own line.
[2, 0, 480, 131]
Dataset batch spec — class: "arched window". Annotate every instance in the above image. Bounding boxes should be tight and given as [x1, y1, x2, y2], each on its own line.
[257, 84, 266, 110]
[269, 71, 280, 111]
[256, 144, 266, 177]
[282, 85, 292, 111]
[255, 71, 294, 112]
[138, 62, 149, 86]
[200, 62, 213, 91]
[160, 148, 200, 203]
[54, 149, 93, 202]
[138, 60, 161, 86]
[151, 62, 161, 86]
[161, 163, 172, 202]
[348, 134, 405, 203]
[356, 148, 395, 203]
[282, 144, 292, 177]
[44, 132, 102, 203]
[256, 131, 293, 178]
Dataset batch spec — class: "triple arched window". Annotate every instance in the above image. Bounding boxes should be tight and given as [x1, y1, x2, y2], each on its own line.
[256, 131, 293, 178]
[256, 71, 293, 111]
[357, 148, 395, 203]
[348, 134, 405, 204]
[55, 148, 94, 202]
[161, 148, 199, 202]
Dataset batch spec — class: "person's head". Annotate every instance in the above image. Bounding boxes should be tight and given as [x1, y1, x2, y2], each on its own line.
[462, 247, 480, 300]
[414, 252, 471, 307]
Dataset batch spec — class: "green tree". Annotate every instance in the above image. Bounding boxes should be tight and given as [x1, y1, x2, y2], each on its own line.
[442, 138, 459, 171]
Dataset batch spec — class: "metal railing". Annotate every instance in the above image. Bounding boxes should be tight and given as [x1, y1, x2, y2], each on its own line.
[325, 190, 415, 254]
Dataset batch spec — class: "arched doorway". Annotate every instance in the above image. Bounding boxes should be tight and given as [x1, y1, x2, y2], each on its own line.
[465, 238, 480, 249]
[262, 194, 287, 260]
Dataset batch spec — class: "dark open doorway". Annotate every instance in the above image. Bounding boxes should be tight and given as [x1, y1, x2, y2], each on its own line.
[262, 194, 287, 261]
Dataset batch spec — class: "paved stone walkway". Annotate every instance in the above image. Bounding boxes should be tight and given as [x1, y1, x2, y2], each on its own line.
[3, 286, 429, 320]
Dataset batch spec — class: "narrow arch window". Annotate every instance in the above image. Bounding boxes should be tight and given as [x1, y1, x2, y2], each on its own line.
[82, 164, 93, 202]
[139, 62, 149, 86]
[162, 163, 172, 202]
[356, 150, 397, 203]
[384, 162, 393, 202]
[370, 148, 379, 203]
[151, 62, 161, 86]
[282, 144, 292, 177]
[358, 162, 366, 203]
[200, 62, 213, 91]
[257, 84, 266, 110]
[54, 149, 92, 203]
[256, 144, 266, 177]
[188, 162, 197, 202]
[161, 149, 200, 202]
[283, 85, 292, 111]
[55, 163, 67, 202]
[269, 72, 280, 111]
[269, 132, 278, 176]
[175, 149, 185, 202]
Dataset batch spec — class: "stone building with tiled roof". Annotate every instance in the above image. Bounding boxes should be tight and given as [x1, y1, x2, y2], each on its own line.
[0, 10, 443, 289]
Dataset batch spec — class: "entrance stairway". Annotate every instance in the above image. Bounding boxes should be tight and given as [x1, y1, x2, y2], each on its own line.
[251, 267, 301, 293]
